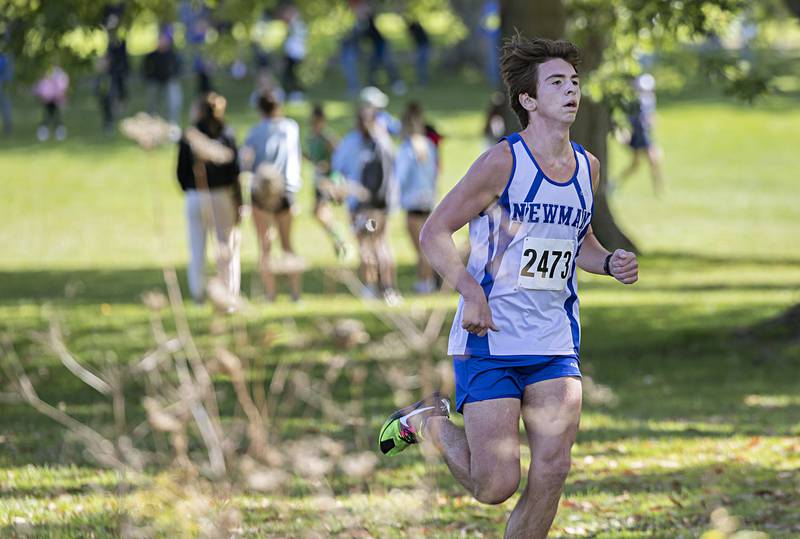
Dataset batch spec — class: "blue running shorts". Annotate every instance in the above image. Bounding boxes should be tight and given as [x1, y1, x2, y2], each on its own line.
[453, 354, 582, 413]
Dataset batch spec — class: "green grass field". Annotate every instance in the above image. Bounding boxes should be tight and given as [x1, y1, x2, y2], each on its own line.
[0, 68, 799, 538]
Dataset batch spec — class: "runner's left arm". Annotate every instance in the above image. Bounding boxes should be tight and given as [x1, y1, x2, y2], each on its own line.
[575, 152, 639, 285]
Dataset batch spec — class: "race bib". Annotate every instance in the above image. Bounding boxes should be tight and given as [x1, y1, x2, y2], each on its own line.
[517, 237, 576, 291]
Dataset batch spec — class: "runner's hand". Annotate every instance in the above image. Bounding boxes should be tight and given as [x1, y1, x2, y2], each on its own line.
[610, 249, 638, 284]
[461, 292, 499, 337]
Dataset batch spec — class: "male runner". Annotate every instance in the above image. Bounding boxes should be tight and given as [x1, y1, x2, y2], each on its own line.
[378, 35, 638, 538]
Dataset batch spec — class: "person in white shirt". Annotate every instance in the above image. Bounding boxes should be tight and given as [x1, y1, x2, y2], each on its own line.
[242, 91, 303, 301]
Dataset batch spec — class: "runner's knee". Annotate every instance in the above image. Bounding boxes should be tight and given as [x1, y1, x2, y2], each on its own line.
[472, 465, 519, 505]
[531, 451, 572, 487]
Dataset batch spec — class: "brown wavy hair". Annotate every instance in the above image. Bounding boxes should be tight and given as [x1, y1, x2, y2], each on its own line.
[500, 34, 581, 128]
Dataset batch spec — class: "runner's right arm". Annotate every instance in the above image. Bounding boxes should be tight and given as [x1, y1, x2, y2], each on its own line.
[420, 142, 512, 336]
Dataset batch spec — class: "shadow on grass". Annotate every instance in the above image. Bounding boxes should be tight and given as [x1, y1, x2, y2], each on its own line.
[3, 250, 799, 306]
[0, 482, 117, 500]
[644, 250, 800, 267]
[0, 512, 121, 539]
[566, 460, 799, 498]
[0, 263, 437, 305]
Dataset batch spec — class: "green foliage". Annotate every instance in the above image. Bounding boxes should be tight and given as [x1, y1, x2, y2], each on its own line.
[2, 0, 464, 88]
[564, 0, 795, 112]
[1, 0, 181, 79]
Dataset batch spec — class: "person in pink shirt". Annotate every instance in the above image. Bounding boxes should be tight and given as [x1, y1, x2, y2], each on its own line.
[33, 65, 69, 141]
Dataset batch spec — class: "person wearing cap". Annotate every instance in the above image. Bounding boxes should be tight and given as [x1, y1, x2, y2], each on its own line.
[332, 104, 401, 305]
[359, 86, 401, 137]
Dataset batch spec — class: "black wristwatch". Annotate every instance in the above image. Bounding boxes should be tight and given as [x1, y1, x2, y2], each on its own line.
[603, 254, 613, 276]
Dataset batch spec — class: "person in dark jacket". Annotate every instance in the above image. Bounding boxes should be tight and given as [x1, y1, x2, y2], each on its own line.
[144, 28, 183, 124]
[107, 31, 130, 114]
[354, 2, 405, 95]
[406, 19, 430, 87]
[177, 92, 241, 303]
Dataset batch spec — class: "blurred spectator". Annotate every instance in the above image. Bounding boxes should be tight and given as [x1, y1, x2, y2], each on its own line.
[242, 91, 303, 302]
[406, 99, 443, 162]
[143, 28, 183, 124]
[33, 66, 69, 142]
[406, 19, 430, 87]
[480, 0, 501, 87]
[180, 0, 213, 93]
[250, 68, 285, 110]
[95, 55, 114, 133]
[250, 8, 274, 77]
[107, 30, 130, 116]
[0, 52, 12, 135]
[103, 3, 130, 121]
[340, 29, 361, 97]
[305, 104, 350, 259]
[618, 73, 664, 195]
[396, 103, 438, 294]
[95, 27, 130, 133]
[176, 92, 241, 304]
[483, 91, 506, 149]
[359, 86, 400, 136]
[332, 104, 400, 305]
[280, 4, 307, 102]
[353, 1, 405, 95]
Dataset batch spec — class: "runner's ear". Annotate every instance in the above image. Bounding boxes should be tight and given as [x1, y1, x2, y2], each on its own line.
[519, 93, 537, 112]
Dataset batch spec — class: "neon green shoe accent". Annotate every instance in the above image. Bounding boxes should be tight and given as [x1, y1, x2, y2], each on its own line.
[378, 393, 450, 456]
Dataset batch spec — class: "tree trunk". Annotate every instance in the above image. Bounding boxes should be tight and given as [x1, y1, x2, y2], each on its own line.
[499, 0, 638, 252]
[569, 23, 638, 252]
[500, 0, 566, 39]
[784, 0, 800, 18]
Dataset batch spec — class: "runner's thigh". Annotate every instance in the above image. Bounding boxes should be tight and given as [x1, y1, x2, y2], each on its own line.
[521, 377, 582, 462]
[463, 397, 522, 483]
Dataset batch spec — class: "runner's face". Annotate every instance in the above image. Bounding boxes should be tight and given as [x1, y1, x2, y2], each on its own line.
[532, 58, 580, 124]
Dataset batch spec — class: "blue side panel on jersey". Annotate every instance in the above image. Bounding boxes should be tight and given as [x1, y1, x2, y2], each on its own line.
[562, 142, 583, 355]
[570, 142, 588, 210]
[467, 135, 518, 356]
[572, 142, 594, 212]
[478, 211, 496, 297]
[498, 134, 517, 214]
[467, 211, 496, 354]
[563, 271, 581, 353]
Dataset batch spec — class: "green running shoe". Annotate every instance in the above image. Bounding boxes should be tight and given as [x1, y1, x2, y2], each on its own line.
[378, 393, 451, 456]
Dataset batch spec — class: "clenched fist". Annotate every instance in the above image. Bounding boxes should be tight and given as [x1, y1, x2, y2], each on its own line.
[609, 249, 638, 284]
[461, 292, 499, 337]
